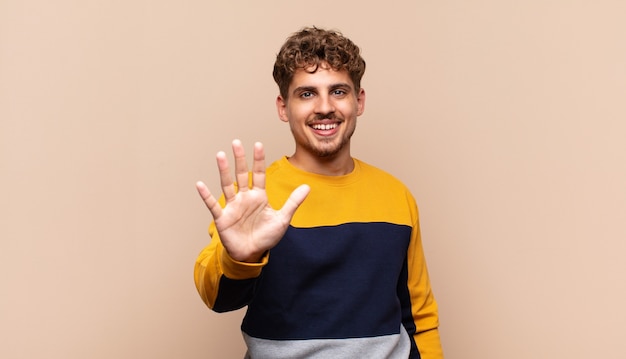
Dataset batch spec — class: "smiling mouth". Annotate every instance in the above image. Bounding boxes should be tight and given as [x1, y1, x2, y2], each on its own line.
[311, 123, 339, 130]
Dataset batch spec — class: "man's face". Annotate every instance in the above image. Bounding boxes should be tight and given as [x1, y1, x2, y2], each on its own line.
[276, 63, 365, 162]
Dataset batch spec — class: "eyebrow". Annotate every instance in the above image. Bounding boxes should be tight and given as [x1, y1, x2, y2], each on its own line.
[292, 86, 317, 95]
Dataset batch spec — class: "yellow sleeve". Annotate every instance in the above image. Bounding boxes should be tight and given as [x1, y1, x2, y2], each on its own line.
[193, 221, 268, 309]
[408, 204, 444, 358]
[415, 328, 444, 359]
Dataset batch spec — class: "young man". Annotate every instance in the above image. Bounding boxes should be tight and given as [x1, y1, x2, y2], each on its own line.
[194, 27, 443, 359]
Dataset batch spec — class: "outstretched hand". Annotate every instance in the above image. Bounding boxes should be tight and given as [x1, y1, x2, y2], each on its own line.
[196, 140, 310, 263]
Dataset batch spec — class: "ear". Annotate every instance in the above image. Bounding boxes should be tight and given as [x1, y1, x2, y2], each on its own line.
[356, 88, 366, 116]
[276, 95, 289, 122]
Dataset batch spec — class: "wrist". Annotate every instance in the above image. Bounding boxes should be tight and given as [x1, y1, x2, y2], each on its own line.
[220, 249, 268, 279]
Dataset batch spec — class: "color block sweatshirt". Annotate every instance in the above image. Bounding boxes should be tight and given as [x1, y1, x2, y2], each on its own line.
[194, 157, 443, 358]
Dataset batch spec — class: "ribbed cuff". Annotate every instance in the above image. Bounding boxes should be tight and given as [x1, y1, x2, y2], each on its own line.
[220, 249, 269, 280]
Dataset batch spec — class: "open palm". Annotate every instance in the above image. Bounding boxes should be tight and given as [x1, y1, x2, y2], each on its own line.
[196, 140, 310, 262]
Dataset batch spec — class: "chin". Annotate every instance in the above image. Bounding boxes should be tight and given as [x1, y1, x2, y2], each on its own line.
[311, 141, 347, 158]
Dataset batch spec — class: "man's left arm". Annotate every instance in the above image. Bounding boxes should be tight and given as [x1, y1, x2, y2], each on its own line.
[403, 205, 444, 359]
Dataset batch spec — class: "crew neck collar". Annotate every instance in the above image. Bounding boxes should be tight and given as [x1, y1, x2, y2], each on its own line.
[278, 156, 362, 186]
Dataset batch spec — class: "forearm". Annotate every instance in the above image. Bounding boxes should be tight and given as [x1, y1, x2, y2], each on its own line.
[406, 211, 444, 358]
[194, 229, 267, 311]
[415, 327, 444, 359]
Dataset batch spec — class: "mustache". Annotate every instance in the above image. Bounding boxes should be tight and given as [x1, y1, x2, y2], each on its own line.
[313, 113, 339, 121]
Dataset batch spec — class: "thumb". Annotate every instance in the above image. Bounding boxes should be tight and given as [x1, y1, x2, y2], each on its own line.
[279, 184, 310, 219]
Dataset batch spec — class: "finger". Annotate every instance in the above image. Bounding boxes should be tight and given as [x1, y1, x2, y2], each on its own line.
[278, 184, 310, 220]
[232, 139, 250, 192]
[252, 142, 266, 190]
[216, 151, 236, 201]
[195, 181, 223, 219]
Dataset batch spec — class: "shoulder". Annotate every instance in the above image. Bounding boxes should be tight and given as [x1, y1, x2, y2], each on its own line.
[355, 159, 409, 188]
[354, 158, 418, 207]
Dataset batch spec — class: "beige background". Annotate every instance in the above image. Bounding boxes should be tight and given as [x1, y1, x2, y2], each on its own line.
[2, 1, 625, 358]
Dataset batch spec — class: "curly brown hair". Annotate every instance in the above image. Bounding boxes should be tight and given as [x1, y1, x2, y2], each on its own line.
[273, 27, 366, 99]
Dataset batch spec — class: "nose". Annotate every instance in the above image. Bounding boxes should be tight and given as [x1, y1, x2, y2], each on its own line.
[314, 93, 335, 116]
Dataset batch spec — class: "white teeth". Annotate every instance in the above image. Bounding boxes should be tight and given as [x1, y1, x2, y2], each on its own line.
[311, 123, 338, 130]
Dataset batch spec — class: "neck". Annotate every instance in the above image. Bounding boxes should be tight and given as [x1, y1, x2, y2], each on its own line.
[287, 152, 355, 176]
